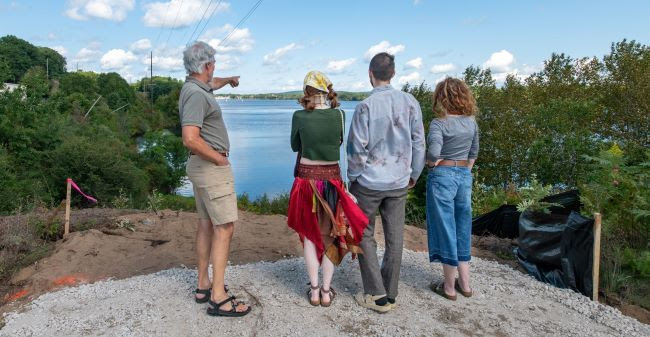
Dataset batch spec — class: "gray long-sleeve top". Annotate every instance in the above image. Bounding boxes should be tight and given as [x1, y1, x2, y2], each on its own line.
[347, 84, 426, 190]
[426, 115, 479, 162]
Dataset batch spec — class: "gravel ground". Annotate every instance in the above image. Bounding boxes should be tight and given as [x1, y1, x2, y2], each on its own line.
[1, 249, 648, 337]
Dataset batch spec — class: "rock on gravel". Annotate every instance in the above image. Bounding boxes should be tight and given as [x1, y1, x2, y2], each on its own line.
[1, 249, 648, 337]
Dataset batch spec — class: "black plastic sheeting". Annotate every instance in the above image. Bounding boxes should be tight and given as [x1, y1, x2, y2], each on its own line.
[472, 190, 582, 239]
[472, 190, 596, 298]
[515, 211, 594, 298]
[472, 205, 520, 238]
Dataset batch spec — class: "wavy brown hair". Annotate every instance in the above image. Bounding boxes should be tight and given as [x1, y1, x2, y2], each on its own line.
[432, 77, 477, 117]
[299, 84, 339, 110]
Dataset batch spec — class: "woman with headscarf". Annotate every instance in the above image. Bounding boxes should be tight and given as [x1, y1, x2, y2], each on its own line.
[287, 71, 369, 307]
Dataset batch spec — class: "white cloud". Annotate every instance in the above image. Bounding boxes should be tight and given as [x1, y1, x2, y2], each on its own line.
[147, 55, 183, 71]
[130, 38, 152, 53]
[213, 54, 241, 71]
[397, 71, 421, 85]
[143, 0, 230, 28]
[263, 43, 299, 65]
[364, 41, 405, 61]
[50, 46, 68, 57]
[72, 42, 102, 63]
[65, 0, 135, 21]
[47, 33, 58, 40]
[342, 81, 371, 92]
[203, 24, 254, 54]
[326, 58, 356, 74]
[482, 49, 515, 73]
[405, 57, 422, 69]
[100, 49, 137, 70]
[430, 63, 457, 74]
[279, 79, 301, 91]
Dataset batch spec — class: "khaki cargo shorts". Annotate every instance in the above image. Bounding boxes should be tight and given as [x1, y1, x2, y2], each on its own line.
[186, 155, 238, 226]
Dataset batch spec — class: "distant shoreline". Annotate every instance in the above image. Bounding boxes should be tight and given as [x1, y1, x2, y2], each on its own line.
[214, 91, 370, 101]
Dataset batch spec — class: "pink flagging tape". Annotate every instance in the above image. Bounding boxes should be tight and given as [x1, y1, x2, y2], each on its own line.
[67, 178, 98, 203]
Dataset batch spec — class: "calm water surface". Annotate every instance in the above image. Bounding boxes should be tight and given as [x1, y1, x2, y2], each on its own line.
[176, 99, 358, 198]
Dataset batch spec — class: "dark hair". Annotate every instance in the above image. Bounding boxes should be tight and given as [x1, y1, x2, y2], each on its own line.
[369, 52, 395, 81]
[299, 85, 339, 110]
[432, 77, 477, 117]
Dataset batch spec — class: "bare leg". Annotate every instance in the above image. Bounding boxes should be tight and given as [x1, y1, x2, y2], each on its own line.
[303, 238, 320, 302]
[210, 222, 248, 312]
[442, 264, 457, 296]
[195, 219, 213, 300]
[457, 261, 471, 292]
[321, 255, 335, 303]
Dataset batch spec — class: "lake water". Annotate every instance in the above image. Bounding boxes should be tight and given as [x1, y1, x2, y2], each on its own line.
[175, 99, 359, 198]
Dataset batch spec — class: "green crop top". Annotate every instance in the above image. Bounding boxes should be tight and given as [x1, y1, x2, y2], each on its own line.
[290, 108, 344, 161]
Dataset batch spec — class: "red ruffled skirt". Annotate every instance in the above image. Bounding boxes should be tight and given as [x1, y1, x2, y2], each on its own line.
[287, 163, 369, 265]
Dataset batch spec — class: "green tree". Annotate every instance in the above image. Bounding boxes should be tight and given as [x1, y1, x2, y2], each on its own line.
[58, 71, 99, 97]
[0, 35, 40, 82]
[37, 47, 67, 79]
[0, 57, 10, 83]
[97, 72, 135, 110]
[20, 66, 49, 98]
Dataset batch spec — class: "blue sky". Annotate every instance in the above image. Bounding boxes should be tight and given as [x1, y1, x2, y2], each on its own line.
[1, 0, 649, 93]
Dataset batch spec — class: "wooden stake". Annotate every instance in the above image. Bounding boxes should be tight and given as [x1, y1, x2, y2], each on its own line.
[64, 178, 71, 237]
[592, 212, 602, 301]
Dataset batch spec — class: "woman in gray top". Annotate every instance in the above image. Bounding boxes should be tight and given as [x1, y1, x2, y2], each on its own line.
[426, 77, 479, 301]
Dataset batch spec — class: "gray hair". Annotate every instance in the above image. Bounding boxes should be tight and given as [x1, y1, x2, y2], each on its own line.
[183, 41, 216, 74]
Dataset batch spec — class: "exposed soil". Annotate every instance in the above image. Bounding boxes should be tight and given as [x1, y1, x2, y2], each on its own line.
[0, 208, 648, 326]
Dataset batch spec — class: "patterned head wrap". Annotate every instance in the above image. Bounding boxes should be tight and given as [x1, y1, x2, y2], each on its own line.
[303, 70, 332, 93]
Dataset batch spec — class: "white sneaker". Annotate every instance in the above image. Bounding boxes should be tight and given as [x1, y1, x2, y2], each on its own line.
[354, 293, 392, 313]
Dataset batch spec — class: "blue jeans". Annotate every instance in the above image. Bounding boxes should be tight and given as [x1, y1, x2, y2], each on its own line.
[426, 166, 473, 266]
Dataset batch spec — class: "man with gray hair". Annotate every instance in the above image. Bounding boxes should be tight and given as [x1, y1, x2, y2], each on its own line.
[179, 41, 250, 317]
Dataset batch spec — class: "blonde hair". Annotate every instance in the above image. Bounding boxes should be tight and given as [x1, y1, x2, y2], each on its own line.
[432, 77, 478, 117]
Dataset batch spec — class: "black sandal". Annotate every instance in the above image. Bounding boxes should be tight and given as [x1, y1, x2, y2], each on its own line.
[207, 296, 251, 317]
[194, 288, 211, 303]
[194, 285, 229, 303]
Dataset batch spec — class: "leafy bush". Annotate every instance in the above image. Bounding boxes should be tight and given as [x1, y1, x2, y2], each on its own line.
[159, 194, 196, 211]
[516, 176, 562, 214]
[237, 193, 289, 215]
[139, 130, 188, 194]
[579, 145, 650, 246]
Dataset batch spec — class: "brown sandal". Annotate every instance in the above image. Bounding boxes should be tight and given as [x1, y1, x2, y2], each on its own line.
[320, 287, 336, 307]
[431, 282, 457, 301]
[455, 279, 473, 297]
[307, 284, 320, 306]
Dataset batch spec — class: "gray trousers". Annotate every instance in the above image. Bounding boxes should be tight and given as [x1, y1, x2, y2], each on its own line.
[350, 181, 407, 299]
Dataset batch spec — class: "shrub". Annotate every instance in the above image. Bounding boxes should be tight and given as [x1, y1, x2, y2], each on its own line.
[237, 193, 289, 215]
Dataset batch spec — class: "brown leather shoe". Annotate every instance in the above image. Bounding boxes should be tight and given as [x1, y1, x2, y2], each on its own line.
[455, 279, 473, 298]
[431, 282, 457, 301]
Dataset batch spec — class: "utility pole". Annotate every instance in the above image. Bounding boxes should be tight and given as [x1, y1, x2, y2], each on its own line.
[150, 51, 154, 111]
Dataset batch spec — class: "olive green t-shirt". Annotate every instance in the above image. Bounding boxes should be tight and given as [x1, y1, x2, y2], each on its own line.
[178, 77, 230, 151]
[291, 108, 344, 161]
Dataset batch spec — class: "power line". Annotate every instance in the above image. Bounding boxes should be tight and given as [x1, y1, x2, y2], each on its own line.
[164, 0, 185, 47]
[185, 0, 215, 45]
[195, 0, 224, 40]
[153, 0, 174, 47]
[217, 0, 263, 49]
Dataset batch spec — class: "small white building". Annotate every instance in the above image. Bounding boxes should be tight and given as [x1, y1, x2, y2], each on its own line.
[0, 83, 21, 93]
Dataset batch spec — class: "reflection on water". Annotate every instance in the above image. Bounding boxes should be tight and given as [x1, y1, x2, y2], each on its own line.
[176, 99, 358, 198]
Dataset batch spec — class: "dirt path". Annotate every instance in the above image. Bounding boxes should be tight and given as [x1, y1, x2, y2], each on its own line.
[3, 209, 503, 306]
